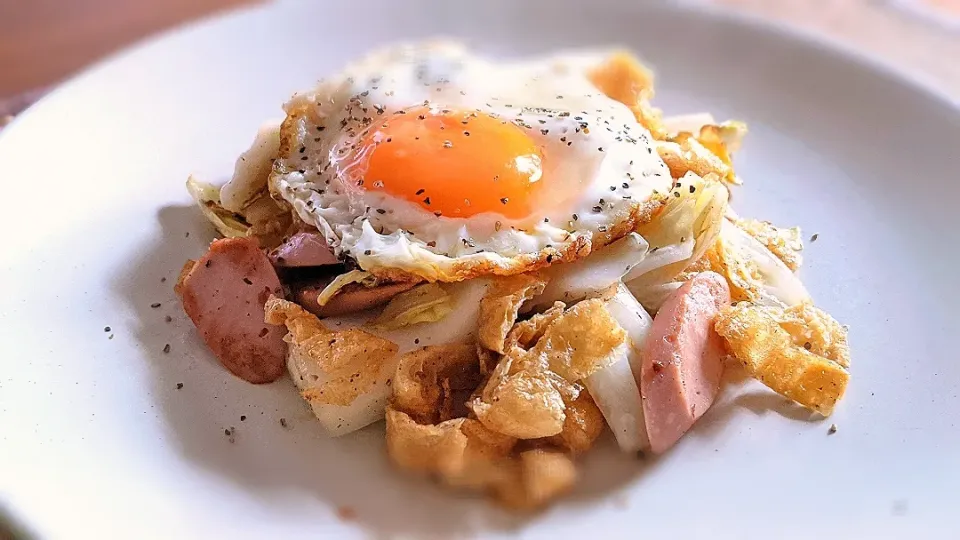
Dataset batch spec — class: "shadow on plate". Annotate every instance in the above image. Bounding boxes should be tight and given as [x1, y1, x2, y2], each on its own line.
[114, 203, 813, 537]
[0, 504, 37, 540]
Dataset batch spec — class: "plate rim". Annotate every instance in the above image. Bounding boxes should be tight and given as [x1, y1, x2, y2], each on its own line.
[2, 0, 958, 145]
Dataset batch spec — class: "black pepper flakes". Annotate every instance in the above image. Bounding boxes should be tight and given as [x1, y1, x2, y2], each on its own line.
[163, 344, 171, 354]
[240, 415, 247, 421]
[689, 185, 696, 194]
[150, 302, 161, 309]
[279, 418, 288, 428]
[242, 277, 253, 285]
[164, 315, 172, 323]
[810, 233, 819, 242]
[104, 326, 111, 332]
[828, 424, 838, 435]
[500, 197, 509, 205]
[176, 383, 183, 390]
[423, 197, 431, 205]
[592, 205, 602, 213]
[804, 342, 812, 350]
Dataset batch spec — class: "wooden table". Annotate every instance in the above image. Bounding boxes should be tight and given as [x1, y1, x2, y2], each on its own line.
[0, 0, 257, 98]
[1, 0, 959, 120]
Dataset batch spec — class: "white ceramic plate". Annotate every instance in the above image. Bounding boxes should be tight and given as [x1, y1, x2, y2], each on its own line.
[2, 1, 958, 538]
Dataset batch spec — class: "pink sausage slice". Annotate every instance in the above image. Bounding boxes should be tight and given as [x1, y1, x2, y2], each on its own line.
[640, 271, 730, 453]
[176, 237, 287, 384]
[268, 231, 339, 268]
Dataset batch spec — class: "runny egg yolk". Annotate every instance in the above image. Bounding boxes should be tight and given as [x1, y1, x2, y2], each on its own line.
[358, 107, 543, 219]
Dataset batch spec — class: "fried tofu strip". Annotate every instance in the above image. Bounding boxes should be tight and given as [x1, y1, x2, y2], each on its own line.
[471, 298, 624, 439]
[715, 302, 850, 415]
[587, 51, 667, 139]
[478, 274, 548, 354]
[385, 407, 577, 510]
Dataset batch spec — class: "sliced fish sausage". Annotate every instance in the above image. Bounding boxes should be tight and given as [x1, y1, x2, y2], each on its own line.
[293, 279, 417, 318]
[268, 231, 338, 268]
[177, 237, 287, 383]
[640, 271, 730, 453]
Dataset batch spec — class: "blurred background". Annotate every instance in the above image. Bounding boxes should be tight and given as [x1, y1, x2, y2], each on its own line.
[1, 0, 959, 125]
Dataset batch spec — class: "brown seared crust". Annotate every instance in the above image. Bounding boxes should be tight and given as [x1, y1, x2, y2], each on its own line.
[173, 259, 197, 297]
[293, 279, 419, 318]
[177, 238, 287, 384]
[367, 196, 667, 284]
[275, 104, 307, 166]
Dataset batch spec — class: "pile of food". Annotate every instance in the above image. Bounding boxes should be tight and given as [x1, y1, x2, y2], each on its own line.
[176, 43, 850, 509]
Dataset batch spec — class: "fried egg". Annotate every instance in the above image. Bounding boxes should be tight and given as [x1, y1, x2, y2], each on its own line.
[270, 42, 672, 281]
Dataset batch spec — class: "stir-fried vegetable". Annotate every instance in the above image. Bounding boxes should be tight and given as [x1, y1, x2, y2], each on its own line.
[583, 284, 652, 452]
[186, 175, 251, 238]
[706, 219, 810, 307]
[627, 172, 728, 287]
[368, 282, 455, 330]
[527, 233, 647, 312]
[316, 270, 380, 307]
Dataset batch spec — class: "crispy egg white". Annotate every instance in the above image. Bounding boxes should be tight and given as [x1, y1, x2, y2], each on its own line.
[270, 42, 671, 281]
